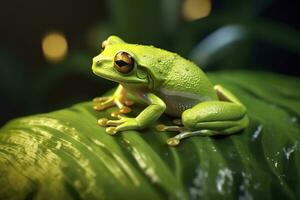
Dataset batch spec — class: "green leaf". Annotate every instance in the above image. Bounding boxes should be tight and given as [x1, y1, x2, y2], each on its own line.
[0, 71, 299, 199]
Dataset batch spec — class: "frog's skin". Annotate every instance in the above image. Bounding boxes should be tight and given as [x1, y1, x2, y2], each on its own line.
[92, 35, 249, 146]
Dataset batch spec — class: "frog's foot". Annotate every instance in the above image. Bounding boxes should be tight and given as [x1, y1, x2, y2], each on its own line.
[93, 96, 115, 111]
[155, 124, 190, 146]
[155, 119, 183, 132]
[97, 116, 140, 135]
[110, 106, 132, 118]
[93, 96, 133, 114]
[155, 124, 214, 146]
[156, 124, 186, 132]
[166, 130, 218, 146]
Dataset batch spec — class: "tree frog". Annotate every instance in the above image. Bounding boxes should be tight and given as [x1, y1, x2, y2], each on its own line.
[92, 36, 249, 146]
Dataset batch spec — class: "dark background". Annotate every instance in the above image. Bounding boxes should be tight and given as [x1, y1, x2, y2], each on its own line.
[0, 0, 300, 126]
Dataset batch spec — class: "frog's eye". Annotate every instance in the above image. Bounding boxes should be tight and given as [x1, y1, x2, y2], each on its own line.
[114, 51, 135, 74]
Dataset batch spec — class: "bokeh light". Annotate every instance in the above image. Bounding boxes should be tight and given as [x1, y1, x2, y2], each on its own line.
[182, 0, 211, 21]
[42, 31, 68, 62]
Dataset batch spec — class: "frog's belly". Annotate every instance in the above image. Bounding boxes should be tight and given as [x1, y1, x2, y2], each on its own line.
[158, 88, 204, 117]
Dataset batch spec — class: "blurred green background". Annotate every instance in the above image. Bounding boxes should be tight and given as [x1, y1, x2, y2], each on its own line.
[0, 0, 300, 126]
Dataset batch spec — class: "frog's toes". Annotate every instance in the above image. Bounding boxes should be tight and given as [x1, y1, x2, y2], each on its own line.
[93, 102, 114, 111]
[110, 111, 123, 118]
[93, 97, 115, 111]
[106, 127, 118, 135]
[155, 124, 185, 132]
[98, 118, 109, 126]
[124, 100, 134, 106]
[156, 124, 167, 131]
[98, 117, 124, 126]
[99, 117, 139, 136]
[93, 96, 109, 102]
[120, 106, 132, 114]
[109, 106, 131, 118]
[166, 137, 180, 146]
[93, 104, 107, 111]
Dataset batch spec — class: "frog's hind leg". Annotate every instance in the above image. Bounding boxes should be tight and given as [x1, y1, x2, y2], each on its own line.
[158, 85, 249, 146]
[166, 100, 249, 146]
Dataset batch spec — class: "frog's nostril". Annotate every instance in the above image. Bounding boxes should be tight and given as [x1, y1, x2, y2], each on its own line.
[96, 60, 101, 66]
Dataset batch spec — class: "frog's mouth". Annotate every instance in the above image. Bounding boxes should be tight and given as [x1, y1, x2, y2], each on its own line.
[92, 63, 148, 85]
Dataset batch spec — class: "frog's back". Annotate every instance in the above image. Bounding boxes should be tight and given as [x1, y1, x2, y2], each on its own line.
[154, 52, 217, 116]
[160, 53, 217, 99]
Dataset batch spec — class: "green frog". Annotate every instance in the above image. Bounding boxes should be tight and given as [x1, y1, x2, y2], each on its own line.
[92, 36, 249, 146]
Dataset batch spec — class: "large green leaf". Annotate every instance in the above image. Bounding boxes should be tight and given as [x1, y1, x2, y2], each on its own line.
[0, 71, 299, 200]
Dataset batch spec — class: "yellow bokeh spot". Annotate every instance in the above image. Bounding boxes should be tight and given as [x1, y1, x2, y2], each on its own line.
[182, 0, 212, 21]
[42, 32, 68, 62]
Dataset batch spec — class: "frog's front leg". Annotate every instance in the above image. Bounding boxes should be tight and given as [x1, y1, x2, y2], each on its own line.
[163, 85, 249, 146]
[99, 93, 166, 135]
[93, 84, 133, 114]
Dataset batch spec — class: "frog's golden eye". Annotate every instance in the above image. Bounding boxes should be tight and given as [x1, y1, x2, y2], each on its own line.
[114, 51, 135, 74]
